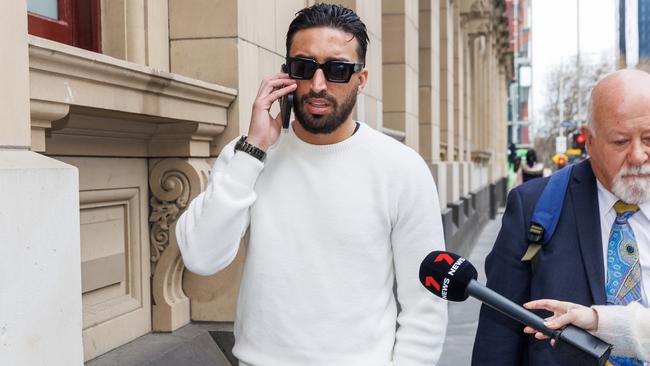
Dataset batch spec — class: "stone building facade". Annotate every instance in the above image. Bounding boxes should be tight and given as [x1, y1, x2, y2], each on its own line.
[1, 0, 511, 364]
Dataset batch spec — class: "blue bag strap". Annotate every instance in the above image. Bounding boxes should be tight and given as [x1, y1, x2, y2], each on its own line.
[529, 164, 575, 244]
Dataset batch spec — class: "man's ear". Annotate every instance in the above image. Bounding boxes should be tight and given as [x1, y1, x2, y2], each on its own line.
[356, 68, 369, 94]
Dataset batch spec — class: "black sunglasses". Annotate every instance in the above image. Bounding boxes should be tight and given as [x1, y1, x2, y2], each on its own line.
[283, 57, 364, 83]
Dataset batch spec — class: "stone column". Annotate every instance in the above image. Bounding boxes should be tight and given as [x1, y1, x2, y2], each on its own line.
[102, 0, 144, 64]
[0, 1, 83, 365]
[101, 0, 169, 70]
[462, 22, 472, 163]
[382, 0, 420, 150]
[472, 34, 484, 156]
[145, 0, 170, 70]
[480, 36, 488, 155]
[498, 65, 509, 179]
[439, 0, 460, 205]
[468, 28, 490, 190]
[473, 34, 488, 189]
[462, 26, 473, 195]
[419, 0, 447, 208]
[453, 2, 464, 163]
[439, 0, 454, 161]
[453, 3, 470, 198]
[498, 68, 505, 178]
[487, 34, 501, 184]
[486, 33, 494, 183]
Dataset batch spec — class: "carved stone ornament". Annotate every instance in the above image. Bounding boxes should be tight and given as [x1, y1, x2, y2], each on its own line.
[148, 157, 210, 331]
[150, 185, 186, 268]
[469, 0, 491, 18]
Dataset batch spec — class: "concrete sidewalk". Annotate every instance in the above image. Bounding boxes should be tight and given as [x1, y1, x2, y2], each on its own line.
[437, 210, 503, 366]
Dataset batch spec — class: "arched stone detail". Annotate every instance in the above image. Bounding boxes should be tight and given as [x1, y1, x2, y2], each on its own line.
[148, 157, 210, 331]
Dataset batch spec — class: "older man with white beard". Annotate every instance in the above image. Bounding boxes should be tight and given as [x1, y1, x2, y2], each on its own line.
[473, 69, 650, 366]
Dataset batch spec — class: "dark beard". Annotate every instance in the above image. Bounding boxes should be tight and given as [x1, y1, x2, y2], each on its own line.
[293, 89, 357, 134]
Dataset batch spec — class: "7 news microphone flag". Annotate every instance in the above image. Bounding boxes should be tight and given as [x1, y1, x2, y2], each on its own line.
[419, 250, 612, 366]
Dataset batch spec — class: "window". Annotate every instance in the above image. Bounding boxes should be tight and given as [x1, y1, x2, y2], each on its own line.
[27, 0, 101, 52]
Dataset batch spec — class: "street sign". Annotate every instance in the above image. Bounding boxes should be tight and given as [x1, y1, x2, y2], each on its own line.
[556, 136, 567, 154]
[560, 120, 577, 129]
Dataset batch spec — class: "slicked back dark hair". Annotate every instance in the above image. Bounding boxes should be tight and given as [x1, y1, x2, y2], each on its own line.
[286, 3, 370, 64]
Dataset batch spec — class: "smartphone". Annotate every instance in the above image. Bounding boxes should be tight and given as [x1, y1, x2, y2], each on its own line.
[280, 64, 294, 129]
[280, 93, 294, 129]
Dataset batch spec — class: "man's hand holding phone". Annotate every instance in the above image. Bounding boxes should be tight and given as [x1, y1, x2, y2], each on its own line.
[246, 73, 297, 151]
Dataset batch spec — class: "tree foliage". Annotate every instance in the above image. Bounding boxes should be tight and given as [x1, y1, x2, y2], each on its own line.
[533, 56, 612, 165]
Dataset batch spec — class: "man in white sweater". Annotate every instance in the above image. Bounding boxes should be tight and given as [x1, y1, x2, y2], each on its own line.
[175, 4, 447, 366]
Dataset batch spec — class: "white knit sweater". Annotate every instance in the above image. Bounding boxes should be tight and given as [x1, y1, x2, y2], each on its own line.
[593, 302, 650, 361]
[176, 122, 447, 366]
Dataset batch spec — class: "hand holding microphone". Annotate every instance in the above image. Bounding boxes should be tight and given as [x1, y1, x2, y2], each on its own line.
[523, 299, 599, 343]
[419, 250, 613, 366]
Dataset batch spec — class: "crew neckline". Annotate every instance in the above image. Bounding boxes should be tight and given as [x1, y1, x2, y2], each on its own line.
[282, 121, 367, 153]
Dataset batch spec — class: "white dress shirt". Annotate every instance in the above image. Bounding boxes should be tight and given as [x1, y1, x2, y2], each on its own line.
[597, 180, 650, 306]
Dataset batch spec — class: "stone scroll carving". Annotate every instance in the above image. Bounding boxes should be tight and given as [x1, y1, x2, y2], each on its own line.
[148, 158, 211, 332]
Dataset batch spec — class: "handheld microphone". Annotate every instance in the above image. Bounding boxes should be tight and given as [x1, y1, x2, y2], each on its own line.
[419, 250, 612, 366]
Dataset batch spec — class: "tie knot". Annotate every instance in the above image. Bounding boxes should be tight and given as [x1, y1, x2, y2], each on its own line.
[613, 200, 640, 218]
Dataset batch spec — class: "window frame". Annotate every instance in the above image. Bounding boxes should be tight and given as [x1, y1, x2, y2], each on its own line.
[28, 0, 101, 53]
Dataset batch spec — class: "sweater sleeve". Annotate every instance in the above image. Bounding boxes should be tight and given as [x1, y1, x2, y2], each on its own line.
[175, 138, 264, 276]
[391, 157, 448, 366]
[593, 302, 650, 360]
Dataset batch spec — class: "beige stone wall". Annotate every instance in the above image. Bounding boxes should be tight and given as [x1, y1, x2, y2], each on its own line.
[169, 0, 308, 157]
[382, 0, 419, 149]
[1, 2, 83, 365]
[57, 157, 151, 361]
[22, 1, 236, 360]
[101, 0, 170, 70]
[419, 0, 440, 163]
[1, 1, 31, 148]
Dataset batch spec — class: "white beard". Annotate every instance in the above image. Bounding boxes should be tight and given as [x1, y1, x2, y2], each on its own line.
[611, 164, 650, 204]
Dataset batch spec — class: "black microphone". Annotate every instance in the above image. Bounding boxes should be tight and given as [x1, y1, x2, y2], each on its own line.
[419, 250, 612, 366]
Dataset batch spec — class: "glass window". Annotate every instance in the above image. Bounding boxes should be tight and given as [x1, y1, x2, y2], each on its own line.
[27, 0, 58, 19]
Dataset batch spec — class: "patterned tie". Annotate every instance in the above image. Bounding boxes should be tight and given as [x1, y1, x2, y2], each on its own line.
[605, 201, 643, 366]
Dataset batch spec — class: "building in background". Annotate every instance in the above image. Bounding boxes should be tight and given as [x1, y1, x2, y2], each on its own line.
[618, 0, 650, 71]
[506, 0, 532, 147]
[1, 1, 513, 364]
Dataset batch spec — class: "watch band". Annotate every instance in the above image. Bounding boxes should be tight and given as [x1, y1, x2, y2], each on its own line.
[234, 136, 266, 161]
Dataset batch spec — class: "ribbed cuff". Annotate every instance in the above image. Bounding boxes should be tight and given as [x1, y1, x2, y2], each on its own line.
[592, 304, 636, 357]
[228, 151, 264, 190]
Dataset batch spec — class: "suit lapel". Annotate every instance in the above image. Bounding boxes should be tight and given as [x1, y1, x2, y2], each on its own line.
[568, 160, 606, 304]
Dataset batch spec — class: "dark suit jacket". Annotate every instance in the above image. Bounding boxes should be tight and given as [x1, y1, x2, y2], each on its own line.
[472, 160, 607, 365]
